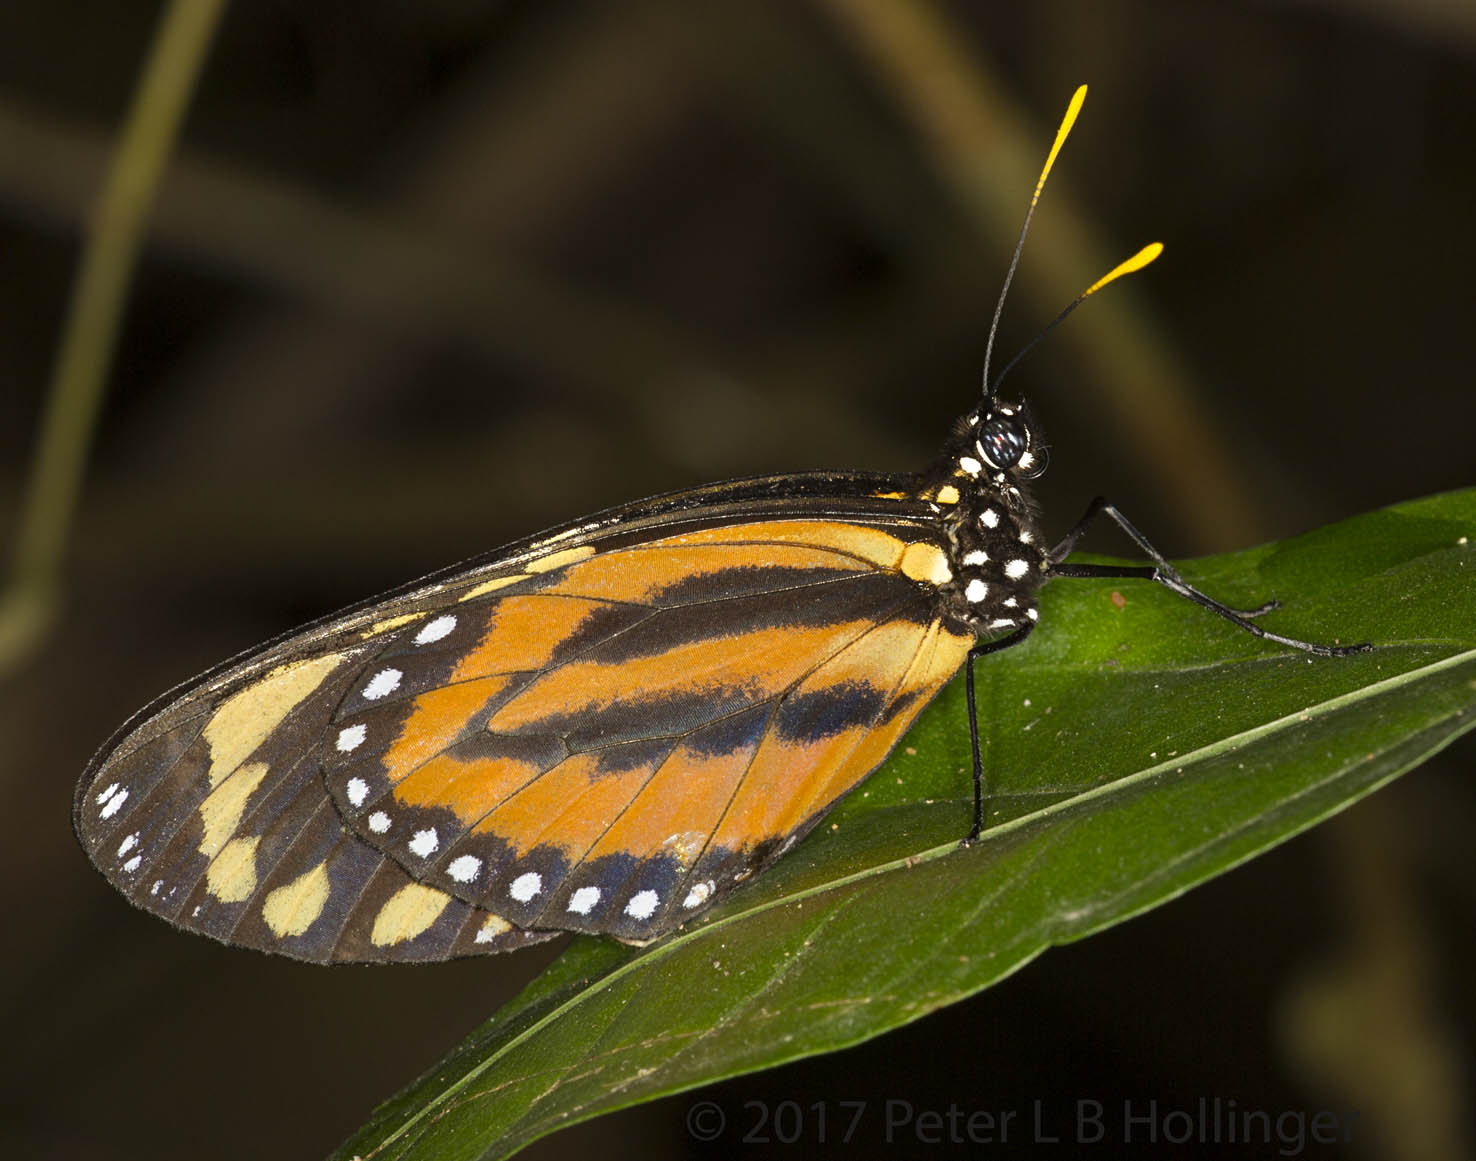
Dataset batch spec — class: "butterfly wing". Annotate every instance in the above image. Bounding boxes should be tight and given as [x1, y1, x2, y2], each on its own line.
[75, 474, 974, 963]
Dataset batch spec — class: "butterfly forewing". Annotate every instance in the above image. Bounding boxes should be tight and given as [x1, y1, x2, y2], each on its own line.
[75, 475, 974, 962]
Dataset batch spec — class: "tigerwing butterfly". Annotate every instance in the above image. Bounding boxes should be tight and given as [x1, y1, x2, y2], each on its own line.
[74, 86, 1367, 965]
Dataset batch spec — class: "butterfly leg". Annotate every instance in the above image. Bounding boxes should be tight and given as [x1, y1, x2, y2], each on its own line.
[963, 625, 1035, 844]
[1046, 496, 1371, 658]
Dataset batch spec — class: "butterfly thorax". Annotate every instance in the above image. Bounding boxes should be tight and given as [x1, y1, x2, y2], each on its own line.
[919, 401, 1051, 638]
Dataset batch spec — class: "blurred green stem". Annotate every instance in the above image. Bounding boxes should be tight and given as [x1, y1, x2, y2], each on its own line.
[0, 0, 227, 675]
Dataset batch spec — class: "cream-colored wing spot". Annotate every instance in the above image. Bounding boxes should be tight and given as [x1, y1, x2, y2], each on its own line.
[899, 541, 952, 586]
[362, 613, 418, 639]
[473, 913, 514, 943]
[458, 574, 529, 602]
[525, 544, 597, 573]
[205, 835, 261, 903]
[261, 863, 332, 938]
[198, 761, 268, 860]
[203, 654, 348, 786]
[370, 883, 452, 946]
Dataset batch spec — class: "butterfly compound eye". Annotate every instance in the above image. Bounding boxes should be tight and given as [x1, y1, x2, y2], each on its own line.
[977, 415, 1029, 470]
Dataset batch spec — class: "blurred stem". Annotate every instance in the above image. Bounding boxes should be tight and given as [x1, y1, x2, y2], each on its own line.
[0, 0, 227, 675]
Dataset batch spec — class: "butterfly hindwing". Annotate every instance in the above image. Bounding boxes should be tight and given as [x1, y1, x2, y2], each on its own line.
[76, 476, 973, 961]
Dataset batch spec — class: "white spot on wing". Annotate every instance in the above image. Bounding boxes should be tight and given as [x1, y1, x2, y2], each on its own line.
[150, 880, 163, 896]
[336, 724, 366, 752]
[988, 618, 1016, 630]
[1004, 559, 1030, 580]
[509, 872, 542, 902]
[361, 667, 402, 700]
[346, 777, 369, 807]
[683, 881, 714, 909]
[567, 886, 601, 915]
[99, 788, 129, 819]
[965, 579, 988, 603]
[117, 833, 138, 857]
[408, 828, 439, 858]
[122, 856, 141, 873]
[96, 782, 120, 806]
[367, 810, 391, 833]
[625, 889, 660, 920]
[980, 509, 1000, 529]
[1026, 608, 1039, 621]
[447, 854, 481, 883]
[414, 615, 457, 645]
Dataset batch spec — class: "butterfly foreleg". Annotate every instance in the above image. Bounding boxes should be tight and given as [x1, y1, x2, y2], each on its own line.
[1046, 496, 1371, 658]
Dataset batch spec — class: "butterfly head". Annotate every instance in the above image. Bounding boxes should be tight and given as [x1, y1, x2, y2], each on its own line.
[951, 398, 1049, 487]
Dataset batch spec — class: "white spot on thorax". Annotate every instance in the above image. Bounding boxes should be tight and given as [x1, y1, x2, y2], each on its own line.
[367, 810, 391, 833]
[408, 828, 439, 857]
[1003, 597, 1018, 608]
[336, 724, 367, 752]
[345, 777, 369, 807]
[509, 872, 542, 902]
[414, 615, 457, 645]
[958, 455, 982, 476]
[988, 618, 1016, 630]
[362, 668, 402, 700]
[980, 509, 1000, 529]
[447, 854, 481, 883]
[961, 549, 988, 566]
[567, 886, 602, 915]
[1018, 528, 1034, 544]
[1004, 559, 1030, 580]
[964, 579, 988, 603]
[625, 889, 660, 920]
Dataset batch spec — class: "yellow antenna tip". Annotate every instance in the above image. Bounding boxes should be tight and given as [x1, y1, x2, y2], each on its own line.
[1084, 242, 1164, 298]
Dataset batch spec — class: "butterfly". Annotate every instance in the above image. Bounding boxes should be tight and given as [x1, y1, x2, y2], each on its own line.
[73, 86, 1369, 964]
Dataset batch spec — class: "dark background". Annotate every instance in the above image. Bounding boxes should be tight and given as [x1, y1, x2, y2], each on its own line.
[1, 2, 1472, 1159]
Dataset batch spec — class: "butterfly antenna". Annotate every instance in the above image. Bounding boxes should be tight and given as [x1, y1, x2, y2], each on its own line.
[988, 241, 1163, 396]
[981, 84, 1088, 400]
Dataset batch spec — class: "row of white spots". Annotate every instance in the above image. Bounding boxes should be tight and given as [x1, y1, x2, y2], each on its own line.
[361, 667, 402, 701]
[97, 782, 129, 819]
[499, 869, 665, 922]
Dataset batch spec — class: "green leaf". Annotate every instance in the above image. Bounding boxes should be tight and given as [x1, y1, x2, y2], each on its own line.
[332, 489, 1476, 1161]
